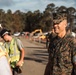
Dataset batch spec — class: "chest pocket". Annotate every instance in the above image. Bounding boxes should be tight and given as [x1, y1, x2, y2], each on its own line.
[59, 39, 72, 65]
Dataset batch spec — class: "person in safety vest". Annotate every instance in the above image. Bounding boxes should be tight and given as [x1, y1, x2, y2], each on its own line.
[0, 39, 12, 75]
[0, 29, 25, 75]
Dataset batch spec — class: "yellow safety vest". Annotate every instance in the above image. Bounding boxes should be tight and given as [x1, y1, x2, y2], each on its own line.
[4, 38, 20, 68]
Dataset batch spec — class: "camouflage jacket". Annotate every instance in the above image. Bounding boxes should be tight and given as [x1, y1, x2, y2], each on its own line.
[48, 32, 76, 75]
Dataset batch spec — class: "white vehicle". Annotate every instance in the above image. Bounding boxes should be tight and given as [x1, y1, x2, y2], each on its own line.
[14, 32, 20, 36]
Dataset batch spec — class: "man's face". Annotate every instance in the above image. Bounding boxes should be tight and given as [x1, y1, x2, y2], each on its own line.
[3, 34, 9, 42]
[53, 20, 67, 34]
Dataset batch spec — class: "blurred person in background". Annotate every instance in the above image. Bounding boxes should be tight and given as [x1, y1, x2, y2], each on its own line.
[0, 38, 12, 75]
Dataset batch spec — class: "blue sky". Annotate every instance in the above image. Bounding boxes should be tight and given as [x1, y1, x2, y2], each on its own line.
[0, 0, 76, 13]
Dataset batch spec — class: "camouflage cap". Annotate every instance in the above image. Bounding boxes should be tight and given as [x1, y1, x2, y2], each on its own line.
[53, 13, 67, 24]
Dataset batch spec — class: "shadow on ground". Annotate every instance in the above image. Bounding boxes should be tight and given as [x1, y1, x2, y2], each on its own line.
[24, 47, 48, 65]
[26, 46, 46, 49]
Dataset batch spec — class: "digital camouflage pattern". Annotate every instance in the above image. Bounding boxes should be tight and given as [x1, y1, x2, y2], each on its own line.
[53, 13, 67, 24]
[44, 32, 76, 75]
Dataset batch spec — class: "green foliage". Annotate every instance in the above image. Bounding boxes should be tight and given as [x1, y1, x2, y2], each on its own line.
[0, 3, 76, 33]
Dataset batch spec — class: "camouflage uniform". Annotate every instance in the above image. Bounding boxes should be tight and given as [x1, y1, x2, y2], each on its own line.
[44, 32, 76, 75]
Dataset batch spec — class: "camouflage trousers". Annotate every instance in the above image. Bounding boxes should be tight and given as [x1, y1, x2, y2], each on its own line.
[44, 63, 73, 75]
[52, 65, 73, 75]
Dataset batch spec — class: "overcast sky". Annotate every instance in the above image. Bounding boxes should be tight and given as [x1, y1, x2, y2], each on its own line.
[0, 0, 76, 13]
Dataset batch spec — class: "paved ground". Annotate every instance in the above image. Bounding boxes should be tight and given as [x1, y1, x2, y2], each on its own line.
[19, 36, 49, 75]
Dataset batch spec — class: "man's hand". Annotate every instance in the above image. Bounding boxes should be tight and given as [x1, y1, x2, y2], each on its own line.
[16, 60, 24, 67]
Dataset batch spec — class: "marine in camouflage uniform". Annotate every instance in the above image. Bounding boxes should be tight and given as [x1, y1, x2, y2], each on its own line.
[44, 12, 76, 75]
[45, 33, 76, 75]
